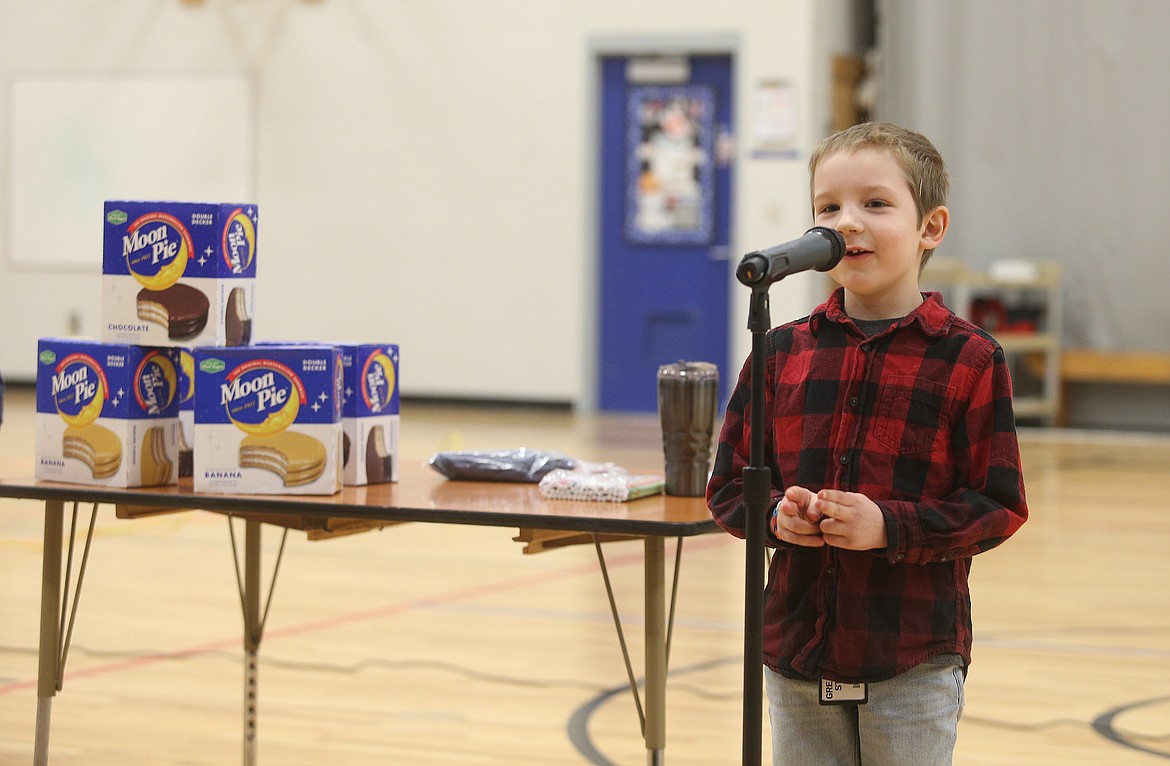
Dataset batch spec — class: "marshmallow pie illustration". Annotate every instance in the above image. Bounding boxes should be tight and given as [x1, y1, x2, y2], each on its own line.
[239, 431, 327, 486]
[51, 352, 123, 478]
[137, 283, 210, 341]
[63, 423, 122, 479]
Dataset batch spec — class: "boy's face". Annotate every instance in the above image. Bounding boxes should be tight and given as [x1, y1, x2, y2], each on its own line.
[812, 147, 948, 319]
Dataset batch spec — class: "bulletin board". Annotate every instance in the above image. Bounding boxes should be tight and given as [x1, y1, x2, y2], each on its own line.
[6, 74, 254, 269]
[625, 85, 715, 246]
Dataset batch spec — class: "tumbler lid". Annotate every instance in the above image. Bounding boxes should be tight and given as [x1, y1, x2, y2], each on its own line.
[657, 360, 719, 381]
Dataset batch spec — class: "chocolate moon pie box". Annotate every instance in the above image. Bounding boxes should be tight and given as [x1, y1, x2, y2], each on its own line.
[102, 201, 258, 347]
[35, 339, 181, 487]
[193, 345, 343, 495]
[339, 344, 400, 485]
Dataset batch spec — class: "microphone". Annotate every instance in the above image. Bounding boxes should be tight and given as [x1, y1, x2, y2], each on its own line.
[735, 227, 846, 287]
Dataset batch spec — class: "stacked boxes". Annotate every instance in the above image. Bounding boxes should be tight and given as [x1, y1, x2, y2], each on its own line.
[36, 199, 400, 495]
[340, 344, 400, 485]
[35, 199, 257, 489]
[35, 339, 181, 487]
[193, 345, 343, 495]
[102, 202, 258, 347]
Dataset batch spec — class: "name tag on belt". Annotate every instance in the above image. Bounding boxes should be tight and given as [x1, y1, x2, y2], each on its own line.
[820, 678, 868, 705]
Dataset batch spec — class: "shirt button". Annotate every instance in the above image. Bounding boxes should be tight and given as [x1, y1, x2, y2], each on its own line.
[825, 567, 836, 577]
[849, 396, 859, 407]
[861, 343, 871, 352]
[839, 454, 849, 465]
[894, 553, 905, 562]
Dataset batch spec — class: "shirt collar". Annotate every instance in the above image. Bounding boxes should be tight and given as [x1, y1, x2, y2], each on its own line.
[810, 288, 955, 338]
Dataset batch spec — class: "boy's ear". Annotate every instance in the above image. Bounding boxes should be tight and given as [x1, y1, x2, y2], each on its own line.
[920, 205, 950, 250]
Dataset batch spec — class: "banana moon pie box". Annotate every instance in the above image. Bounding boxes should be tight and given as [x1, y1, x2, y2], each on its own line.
[102, 201, 258, 347]
[340, 344, 400, 485]
[35, 339, 181, 487]
[193, 345, 343, 495]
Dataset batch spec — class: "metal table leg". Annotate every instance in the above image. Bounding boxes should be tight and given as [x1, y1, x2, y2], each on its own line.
[228, 516, 287, 766]
[243, 519, 261, 766]
[34, 498, 98, 764]
[595, 535, 682, 765]
[644, 536, 666, 766]
[33, 500, 65, 766]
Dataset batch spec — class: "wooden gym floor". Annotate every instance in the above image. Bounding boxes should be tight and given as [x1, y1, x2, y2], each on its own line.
[1, 384, 1168, 765]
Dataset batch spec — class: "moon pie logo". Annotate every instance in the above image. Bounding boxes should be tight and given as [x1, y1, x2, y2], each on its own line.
[179, 349, 195, 405]
[360, 349, 397, 413]
[122, 211, 194, 291]
[51, 353, 110, 427]
[219, 359, 306, 436]
[221, 208, 257, 274]
[133, 351, 178, 416]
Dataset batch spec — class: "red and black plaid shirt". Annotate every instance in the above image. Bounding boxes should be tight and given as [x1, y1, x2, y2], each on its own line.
[707, 289, 1028, 684]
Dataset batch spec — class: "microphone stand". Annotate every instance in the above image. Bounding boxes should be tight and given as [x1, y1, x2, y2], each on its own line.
[733, 228, 842, 764]
[740, 283, 773, 766]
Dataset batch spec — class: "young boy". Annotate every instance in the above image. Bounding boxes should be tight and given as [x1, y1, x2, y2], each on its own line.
[706, 122, 1028, 765]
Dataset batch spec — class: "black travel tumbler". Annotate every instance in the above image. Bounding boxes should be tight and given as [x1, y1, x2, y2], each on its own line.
[657, 361, 718, 496]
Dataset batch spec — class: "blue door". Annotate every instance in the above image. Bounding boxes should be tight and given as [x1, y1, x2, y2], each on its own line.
[598, 55, 734, 412]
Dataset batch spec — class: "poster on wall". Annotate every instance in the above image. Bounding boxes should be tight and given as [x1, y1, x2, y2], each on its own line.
[626, 85, 715, 246]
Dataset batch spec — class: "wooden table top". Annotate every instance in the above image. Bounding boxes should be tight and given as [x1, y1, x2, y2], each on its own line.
[0, 462, 718, 537]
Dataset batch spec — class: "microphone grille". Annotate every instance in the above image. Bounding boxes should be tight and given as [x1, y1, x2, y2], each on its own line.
[808, 226, 845, 271]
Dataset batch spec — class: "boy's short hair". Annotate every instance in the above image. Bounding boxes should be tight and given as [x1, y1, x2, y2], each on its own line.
[809, 122, 950, 263]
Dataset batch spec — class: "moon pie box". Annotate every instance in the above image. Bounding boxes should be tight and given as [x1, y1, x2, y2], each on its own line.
[35, 339, 181, 488]
[339, 344, 400, 486]
[193, 344, 343, 495]
[102, 201, 258, 348]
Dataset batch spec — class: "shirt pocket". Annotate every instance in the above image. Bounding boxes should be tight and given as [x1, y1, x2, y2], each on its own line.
[872, 376, 956, 455]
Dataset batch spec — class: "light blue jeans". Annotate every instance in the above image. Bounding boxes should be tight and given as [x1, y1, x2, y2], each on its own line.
[765, 655, 965, 766]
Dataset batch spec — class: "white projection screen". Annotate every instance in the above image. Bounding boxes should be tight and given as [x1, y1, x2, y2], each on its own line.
[7, 74, 253, 269]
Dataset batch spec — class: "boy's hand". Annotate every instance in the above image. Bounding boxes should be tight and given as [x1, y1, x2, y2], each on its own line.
[814, 489, 888, 551]
[771, 486, 826, 547]
[770, 487, 889, 551]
